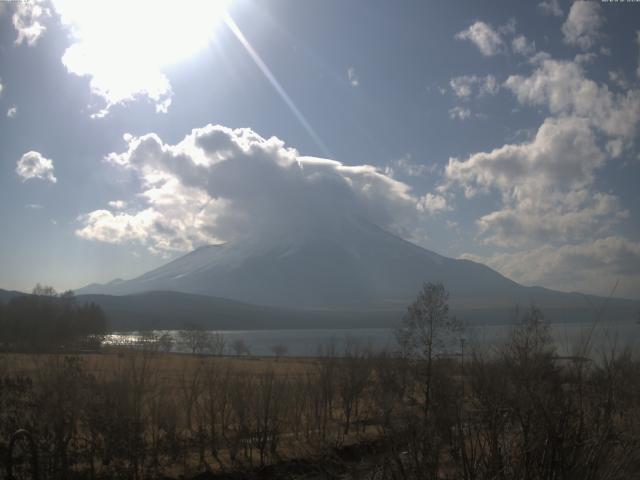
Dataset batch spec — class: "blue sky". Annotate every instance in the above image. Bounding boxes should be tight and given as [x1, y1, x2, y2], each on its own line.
[1, 0, 639, 299]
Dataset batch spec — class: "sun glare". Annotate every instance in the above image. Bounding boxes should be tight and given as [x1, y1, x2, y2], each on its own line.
[53, 0, 233, 112]
[55, 0, 231, 65]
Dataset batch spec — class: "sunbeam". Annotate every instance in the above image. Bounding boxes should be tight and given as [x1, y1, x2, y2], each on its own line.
[224, 13, 333, 159]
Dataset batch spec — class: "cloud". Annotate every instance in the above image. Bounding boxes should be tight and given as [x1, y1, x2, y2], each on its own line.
[607, 71, 628, 90]
[7, 106, 17, 118]
[384, 155, 435, 178]
[347, 67, 359, 87]
[0, 79, 3, 96]
[449, 75, 499, 98]
[511, 35, 536, 56]
[574, 52, 597, 65]
[12, 0, 50, 46]
[463, 236, 640, 299]
[417, 193, 449, 215]
[77, 125, 425, 253]
[474, 193, 623, 247]
[60, 41, 173, 117]
[498, 18, 517, 36]
[449, 77, 474, 98]
[444, 117, 625, 246]
[77, 209, 163, 247]
[16, 151, 57, 183]
[538, 0, 563, 17]
[448, 106, 472, 120]
[562, 1, 604, 50]
[455, 21, 505, 56]
[505, 57, 640, 151]
[107, 200, 127, 209]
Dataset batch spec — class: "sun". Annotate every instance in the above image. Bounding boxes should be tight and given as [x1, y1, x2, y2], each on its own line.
[52, 0, 233, 112]
[55, 0, 232, 65]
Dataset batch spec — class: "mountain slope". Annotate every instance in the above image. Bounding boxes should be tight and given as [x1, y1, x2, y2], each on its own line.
[76, 291, 401, 331]
[77, 218, 519, 308]
[0, 288, 26, 303]
[76, 218, 637, 317]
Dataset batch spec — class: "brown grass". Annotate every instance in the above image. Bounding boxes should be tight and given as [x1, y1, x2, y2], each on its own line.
[0, 351, 316, 381]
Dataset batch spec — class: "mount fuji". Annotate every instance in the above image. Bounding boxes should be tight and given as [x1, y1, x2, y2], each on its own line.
[76, 217, 638, 324]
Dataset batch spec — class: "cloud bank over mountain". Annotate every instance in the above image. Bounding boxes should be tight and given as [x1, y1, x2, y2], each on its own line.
[77, 125, 427, 254]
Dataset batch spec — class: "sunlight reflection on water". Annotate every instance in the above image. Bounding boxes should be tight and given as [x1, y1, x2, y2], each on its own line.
[103, 321, 640, 358]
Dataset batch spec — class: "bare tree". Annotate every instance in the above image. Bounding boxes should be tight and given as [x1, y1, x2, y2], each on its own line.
[396, 282, 461, 408]
[158, 332, 174, 353]
[207, 331, 226, 356]
[179, 323, 212, 355]
[231, 338, 251, 356]
[270, 343, 288, 360]
[336, 343, 371, 434]
[32, 283, 57, 297]
[390, 283, 462, 478]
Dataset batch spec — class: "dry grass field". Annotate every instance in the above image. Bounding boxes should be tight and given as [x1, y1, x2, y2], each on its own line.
[0, 350, 316, 380]
[2, 309, 640, 479]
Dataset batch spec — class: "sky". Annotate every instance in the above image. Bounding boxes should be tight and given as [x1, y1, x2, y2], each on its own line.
[0, 0, 639, 299]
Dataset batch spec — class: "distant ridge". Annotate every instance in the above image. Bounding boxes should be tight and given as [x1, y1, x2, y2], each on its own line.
[77, 218, 637, 311]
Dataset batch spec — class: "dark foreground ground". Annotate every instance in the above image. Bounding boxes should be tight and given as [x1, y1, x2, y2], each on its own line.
[3, 315, 640, 480]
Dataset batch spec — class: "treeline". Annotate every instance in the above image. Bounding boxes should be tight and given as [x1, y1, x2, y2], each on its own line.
[0, 284, 109, 351]
[0, 283, 639, 479]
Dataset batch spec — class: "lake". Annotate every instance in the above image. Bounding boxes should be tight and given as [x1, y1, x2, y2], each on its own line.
[104, 319, 640, 357]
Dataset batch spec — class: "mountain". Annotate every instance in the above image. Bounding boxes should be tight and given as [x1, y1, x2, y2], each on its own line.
[76, 218, 639, 323]
[75, 291, 401, 331]
[0, 288, 26, 303]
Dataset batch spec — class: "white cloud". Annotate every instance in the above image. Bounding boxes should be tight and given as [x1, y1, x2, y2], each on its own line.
[574, 52, 597, 65]
[463, 236, 640, 300]
[0, 79, 3, 96]
[16, 151, 57, 183]
[7, 106, 17, 118]
[60, 41, 173, 118]
[562, 1, 604, 50]
[417, 193, 449, 215]
[107, 200, 127, 209]
[444, 117, 625, 246]
[455, 21, 505, 56]
[479, 75, 499, 96]
[498, 18, 517, 36]
[475, 193, 623, 247]
[347, 67, 359, 87]
[446, 220, 459, 231]
[538, 0, 563, 17]
[77, 125, 425, 254]
[12, 0, 50, 46]
[449, 77, 474, 98]
[505, 57, 640, 150]
[448, 106, 471, 120]
[77, 209, 161, 247]
[384, 155, 435, 178]
[449, 75, 499, 98]
[608, 71, 628, 90]
[511, 35, 536, 56]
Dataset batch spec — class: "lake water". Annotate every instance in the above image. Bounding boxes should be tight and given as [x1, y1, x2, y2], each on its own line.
[104, 320, 640, 358]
